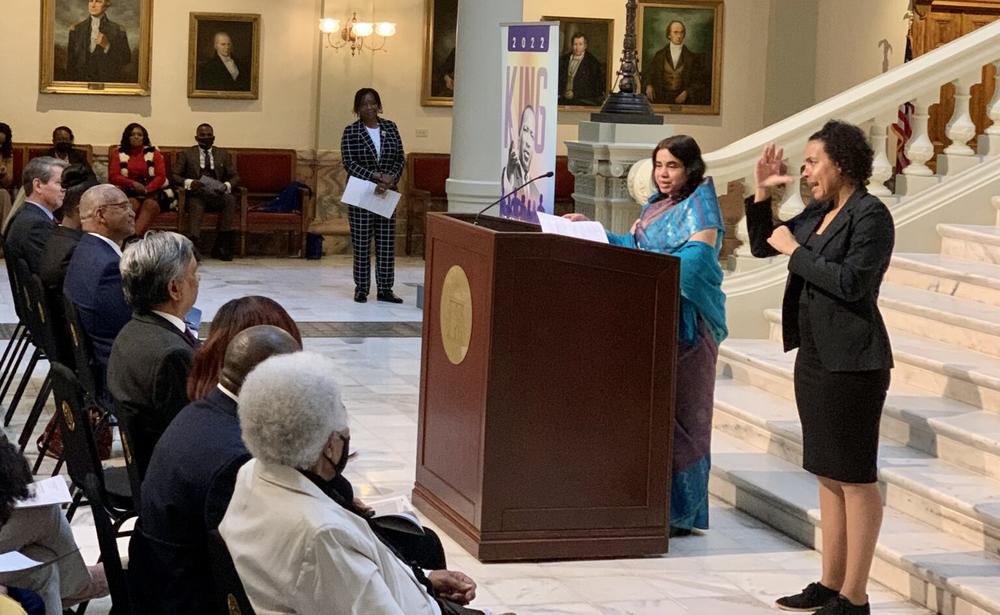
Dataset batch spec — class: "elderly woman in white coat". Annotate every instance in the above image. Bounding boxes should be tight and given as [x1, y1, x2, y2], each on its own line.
[219, 352, 506, 615]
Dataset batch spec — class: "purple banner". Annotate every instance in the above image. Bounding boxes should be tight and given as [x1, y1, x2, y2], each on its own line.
[506, 25, 551, 52]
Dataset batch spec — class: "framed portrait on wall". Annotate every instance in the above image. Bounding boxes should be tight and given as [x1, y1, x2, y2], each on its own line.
[637, 0, 723, 115]
[40, 0, 153, 95]
[188, 13, 260, 100]
[543, 16, 614, 111]
[421, 0, 458, 107]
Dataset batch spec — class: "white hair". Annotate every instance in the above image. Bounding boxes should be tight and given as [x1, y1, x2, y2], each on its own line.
[238, 352, 348, 468]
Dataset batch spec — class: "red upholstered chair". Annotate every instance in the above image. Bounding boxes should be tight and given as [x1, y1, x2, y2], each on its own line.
[404, 153, 450, 256]
[553, 155, 576, 216]
[235, 148, 313, 257]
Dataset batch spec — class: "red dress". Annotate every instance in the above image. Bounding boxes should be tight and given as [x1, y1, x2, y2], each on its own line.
[109, 146, 166, 196]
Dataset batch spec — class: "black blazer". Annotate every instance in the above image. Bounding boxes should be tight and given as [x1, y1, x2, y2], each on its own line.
[3, 202, 56, 274]
[340, 118, 405, 185]
[744, 189, 894, 371]
[107, 312, 196, 478]
[131, 388, 250, 615]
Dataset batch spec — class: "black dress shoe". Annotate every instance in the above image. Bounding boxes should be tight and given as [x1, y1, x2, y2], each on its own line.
[354, 290, 367, 303]
[376, 290, 404, 304]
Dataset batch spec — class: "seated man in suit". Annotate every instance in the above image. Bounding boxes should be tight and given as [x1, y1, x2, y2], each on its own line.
[107, 231, 200, 479]
[3, 157, 66, 273]
[170, 123, 238, 261]
[63, 185, 136, 383]
[129, 325, 300, 615]
[221, 352, 505, 615]
[39, 165, 97, 294]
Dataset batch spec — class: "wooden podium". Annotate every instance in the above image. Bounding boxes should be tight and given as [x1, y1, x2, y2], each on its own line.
[413, 213, 680, 561]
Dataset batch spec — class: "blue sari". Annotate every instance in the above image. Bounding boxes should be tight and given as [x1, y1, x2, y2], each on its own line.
[607, 178, 727, 530]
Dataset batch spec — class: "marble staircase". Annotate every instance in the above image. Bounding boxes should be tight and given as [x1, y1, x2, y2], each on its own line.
[709, 193, 1000, 614]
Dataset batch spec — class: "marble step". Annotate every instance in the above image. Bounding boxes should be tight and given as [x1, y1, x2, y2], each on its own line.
[709, 430, 1000, 615]
[877, 283, 1000, 357]
[712, 371, 1000, 556]
[762, 309, 1000, 414]
[886, 252, 1000, 308]
[939, 223, 1000, 265]
[718, 337, 1000, 481]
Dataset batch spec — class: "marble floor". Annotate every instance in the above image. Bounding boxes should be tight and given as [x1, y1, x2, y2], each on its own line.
[1, 258, 932, 614]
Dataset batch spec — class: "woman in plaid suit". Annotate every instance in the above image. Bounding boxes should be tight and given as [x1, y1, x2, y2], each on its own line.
[341, 88, 406, 304]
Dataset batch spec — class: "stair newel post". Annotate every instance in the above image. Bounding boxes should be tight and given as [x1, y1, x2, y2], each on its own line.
[944, 74, 979, 156]
[868, 118, 894, 197]
[903, 97, 935, 176]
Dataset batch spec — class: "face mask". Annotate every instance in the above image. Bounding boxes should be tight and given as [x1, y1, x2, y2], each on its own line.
[55, 142, 72, 154]
[324, 435, 350, 476]
[197, 137, 215, 150]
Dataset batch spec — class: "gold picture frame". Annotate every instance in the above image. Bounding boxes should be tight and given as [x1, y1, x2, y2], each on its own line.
[637, 0, 724, 115]
[543, 16, 615, 111]
[187, 12, 260, 100]
[421, 0, 458, 107]
[40, 0, 153, 96]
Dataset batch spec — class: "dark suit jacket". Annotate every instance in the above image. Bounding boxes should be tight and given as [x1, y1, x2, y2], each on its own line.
[744, 190, 895, 371]
[558, 51, 606, 105]
[340, 118, 405, 184]
[39, 226, 84, 366]
[130, 388, 250, 615]
[66, 14, 131, 82]
[107, 312, 195, 478]
[647, 44, 708, 105]
[40, 148, 90, 168]
[169, 146, 239, 188]
[196, 54, 250, 91]
[63, 234, 131, 372]
[3, 202, 56, 274]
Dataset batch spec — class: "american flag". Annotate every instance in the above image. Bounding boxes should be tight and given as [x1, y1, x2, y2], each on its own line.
[891, 30, 914, 173]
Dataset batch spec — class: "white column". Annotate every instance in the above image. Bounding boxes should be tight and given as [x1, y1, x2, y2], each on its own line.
[939, 73, 983, 175]
[867, 118, 893, 198]
[896, 95, 940, 196]
[978, 61, 1000, 157]
[445, 0, 525, 213]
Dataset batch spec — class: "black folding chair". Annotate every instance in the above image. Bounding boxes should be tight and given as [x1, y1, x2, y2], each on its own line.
[1, 256, 36, 426]
[207, 529, 256, 615]
[49, 361, 135, 615]
[11, 259, 52, 458]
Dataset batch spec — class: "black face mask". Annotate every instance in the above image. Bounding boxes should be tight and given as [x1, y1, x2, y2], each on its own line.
[54, 141, 73, 154]
[324, 435, 350, 476]
[197, 137, 215, 150]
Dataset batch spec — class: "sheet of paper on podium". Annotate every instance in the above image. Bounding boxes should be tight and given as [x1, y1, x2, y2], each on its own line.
[536, 212, 609, 244]
[342, 176, 401, 219]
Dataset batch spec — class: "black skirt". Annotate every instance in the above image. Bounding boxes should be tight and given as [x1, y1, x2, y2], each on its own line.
[793, 303, 890, 483]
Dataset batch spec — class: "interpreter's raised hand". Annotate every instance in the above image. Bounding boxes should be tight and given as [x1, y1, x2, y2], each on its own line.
[428, 570, 477, 605]
[562, 213, 590, 222]
[755, 143, 793, 190]
[766, 224, 800, 256]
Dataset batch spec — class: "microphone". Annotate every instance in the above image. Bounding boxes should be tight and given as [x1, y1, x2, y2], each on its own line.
[473, 171, 555, 226]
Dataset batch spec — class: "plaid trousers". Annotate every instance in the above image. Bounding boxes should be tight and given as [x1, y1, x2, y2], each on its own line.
[348, 205, 396, 293]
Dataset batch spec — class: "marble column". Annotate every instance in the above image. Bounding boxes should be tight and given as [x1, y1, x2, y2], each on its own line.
[445, 0, 525, 214]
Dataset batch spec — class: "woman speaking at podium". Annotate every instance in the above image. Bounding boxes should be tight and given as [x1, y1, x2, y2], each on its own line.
[747, 121, 894, 615]
[565, 135, 727, 536]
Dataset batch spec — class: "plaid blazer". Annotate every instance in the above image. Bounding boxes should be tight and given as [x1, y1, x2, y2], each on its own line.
[340, 118, 405, 185]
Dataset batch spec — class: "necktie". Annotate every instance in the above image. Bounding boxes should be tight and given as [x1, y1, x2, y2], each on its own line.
[184, 327, 201, 348]
[204, 150, 214, 172]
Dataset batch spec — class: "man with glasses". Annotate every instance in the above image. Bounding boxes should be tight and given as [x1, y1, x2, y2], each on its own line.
[3, 157, 66, 273]
[63, 184, 136, 381]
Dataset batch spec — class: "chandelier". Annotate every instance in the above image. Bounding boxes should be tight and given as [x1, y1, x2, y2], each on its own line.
[319, 12, 396, 55]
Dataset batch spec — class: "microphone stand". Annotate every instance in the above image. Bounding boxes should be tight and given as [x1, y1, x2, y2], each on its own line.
[473, 171, 555, 226]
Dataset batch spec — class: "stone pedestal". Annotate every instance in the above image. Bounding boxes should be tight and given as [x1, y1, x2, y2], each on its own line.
[894, 173, 941, 197]
[565, 121, 672, 234]
[978, 133, 1000, 157]
[936, 153, 984, 176]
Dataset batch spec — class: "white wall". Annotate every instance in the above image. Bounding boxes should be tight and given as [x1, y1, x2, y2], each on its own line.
[814, 0, 911, 101]
[0, 0, 319, 150]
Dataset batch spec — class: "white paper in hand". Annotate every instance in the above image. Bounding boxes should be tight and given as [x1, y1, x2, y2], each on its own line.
[15, 476, 72, 509]
[342, 176, 401, 219]
[537, 212, 609, 244]
[0, 551, 43, 573]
